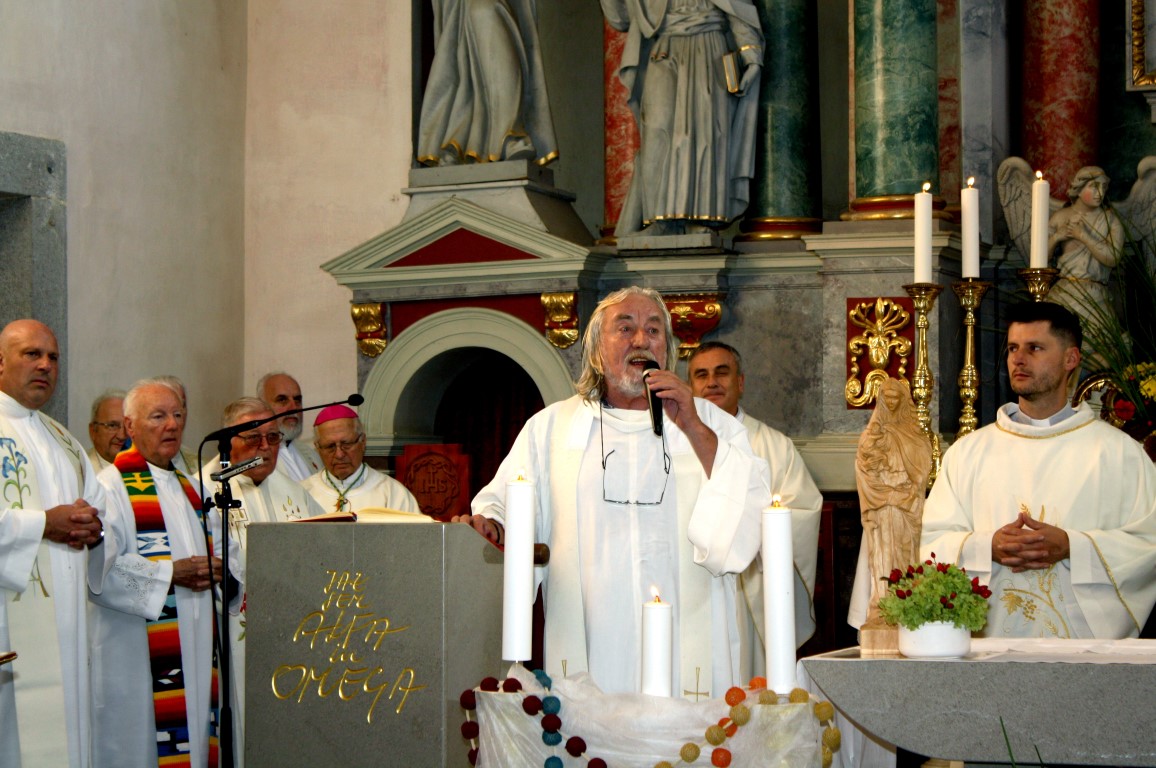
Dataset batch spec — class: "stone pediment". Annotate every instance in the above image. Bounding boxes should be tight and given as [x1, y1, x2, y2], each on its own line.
[321, 196, 594, 292]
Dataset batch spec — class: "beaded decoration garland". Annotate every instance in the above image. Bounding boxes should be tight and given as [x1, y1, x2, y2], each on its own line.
[459, 670, 842, 768]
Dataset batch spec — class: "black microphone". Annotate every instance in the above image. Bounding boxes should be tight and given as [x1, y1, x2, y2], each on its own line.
[642, 360, 663, 437]
[200, 393, 365, 447]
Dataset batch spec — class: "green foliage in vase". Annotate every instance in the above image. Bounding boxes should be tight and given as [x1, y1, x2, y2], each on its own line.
[877, 554, 992, 632]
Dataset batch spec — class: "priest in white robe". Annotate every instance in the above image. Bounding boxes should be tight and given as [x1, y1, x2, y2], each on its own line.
[302, 405, 422, 516]
[921, 302, 1156, 638]
[91, 379, 231, 768]
[687, 341, 822, 679]
[0, 319, 107, 768]
[257, 372, 322, 482]
[203, 397, 324, 766]
[458, 287, 771, 699]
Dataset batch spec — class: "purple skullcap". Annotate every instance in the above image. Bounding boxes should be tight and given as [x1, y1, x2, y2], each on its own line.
[314, 404, 358, 427]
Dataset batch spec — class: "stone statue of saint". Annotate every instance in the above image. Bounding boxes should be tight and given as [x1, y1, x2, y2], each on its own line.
[1045, 167, 1125, 365]
[417, 0, 558, 167]
[602, 0, 763, 236]
[855, 378, 932, 624]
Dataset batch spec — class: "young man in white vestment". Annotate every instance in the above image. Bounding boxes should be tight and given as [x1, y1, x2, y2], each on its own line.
[257, 372, 322, 482]
[301, 405, 423, 516]
[203, 397, 324, 766]
[921, 302, 1156, 638]
[687, 341, 822, 678]
[0, 319, 107, 768]
[456, 287, 771, 698]
[90, 379, 234, 767]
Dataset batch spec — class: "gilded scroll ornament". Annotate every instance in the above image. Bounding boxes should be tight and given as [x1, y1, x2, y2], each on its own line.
[351, 302, 388, 357]
[541, 291, 579, 349]
[663, 293, 724, 359]
[846, 298, 911, 407]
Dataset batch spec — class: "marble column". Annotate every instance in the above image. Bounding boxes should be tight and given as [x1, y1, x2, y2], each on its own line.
[602, 19, 638, 242]
[737, 0, 822, 241]
[847, 0, 939, 216]
[1021, 0, 1099, 196]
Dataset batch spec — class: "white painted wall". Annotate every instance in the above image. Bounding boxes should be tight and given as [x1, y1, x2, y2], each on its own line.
[0, 0, 246, 445]
[244, 0, 413, 436]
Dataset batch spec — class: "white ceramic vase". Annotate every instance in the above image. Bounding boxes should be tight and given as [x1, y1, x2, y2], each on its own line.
[897, 620, 971, 658]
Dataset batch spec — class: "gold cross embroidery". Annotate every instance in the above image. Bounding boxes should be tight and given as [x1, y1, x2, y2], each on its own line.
[15, 556, 51, 600]
[683, 666, 709, 701]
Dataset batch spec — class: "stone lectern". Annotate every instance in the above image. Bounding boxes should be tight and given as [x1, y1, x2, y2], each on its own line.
[245, 522, 504, 767]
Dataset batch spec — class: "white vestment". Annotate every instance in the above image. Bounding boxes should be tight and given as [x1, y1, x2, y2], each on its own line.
[302, 465, 422, 516]
[734, 410, 822, 680]
[276, 440, 322, 483]
[203, 459, 323, 766]
[91, 462, 224, 768]
[921, 403, 1156, 638]
[472, 395, 770, 698]
[0, 391, 107, 768]
[86, 446, 112, 472]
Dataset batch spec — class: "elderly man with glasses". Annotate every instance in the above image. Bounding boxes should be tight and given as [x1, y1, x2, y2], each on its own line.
[301, 405, 421, 516]
[87, 388, 128, 470]
[201, 396, 323, 767]
[455, 286, 771, 698]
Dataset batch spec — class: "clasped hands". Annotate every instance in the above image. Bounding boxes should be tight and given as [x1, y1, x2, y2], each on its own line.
[44, 499, 103, 550]
[991, 511, 1070, 572]
[172, 556, 223, 592]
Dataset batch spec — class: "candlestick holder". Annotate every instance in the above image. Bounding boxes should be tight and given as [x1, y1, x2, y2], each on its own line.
[952, 279, 991, 439]
[1017, 267, 1060, 302]
[903, 282, 944, 486]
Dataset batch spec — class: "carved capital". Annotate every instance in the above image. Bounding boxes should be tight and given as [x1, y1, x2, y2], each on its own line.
[541, 291, 579, 349]
[351, 302, 388, 357]
[663, 293, 724, 359]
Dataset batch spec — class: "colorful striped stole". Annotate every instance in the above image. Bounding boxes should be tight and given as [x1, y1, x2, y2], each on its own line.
[115, 445, 220, 767]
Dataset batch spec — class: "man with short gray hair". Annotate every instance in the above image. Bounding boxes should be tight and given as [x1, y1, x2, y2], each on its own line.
[257, 372, 322, 482]
[87, 388, 127, 470]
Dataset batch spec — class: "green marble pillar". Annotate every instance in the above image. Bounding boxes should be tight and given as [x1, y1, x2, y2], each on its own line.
[739, 0, 821, 240]
[853, 0, 938, 198]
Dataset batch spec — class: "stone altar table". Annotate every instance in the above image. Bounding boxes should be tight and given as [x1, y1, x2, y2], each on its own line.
[245, 522, 504, 767]
[801, 639, 1156, 766]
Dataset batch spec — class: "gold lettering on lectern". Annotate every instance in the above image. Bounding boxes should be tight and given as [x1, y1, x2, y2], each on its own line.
[271, 569, 428, 722]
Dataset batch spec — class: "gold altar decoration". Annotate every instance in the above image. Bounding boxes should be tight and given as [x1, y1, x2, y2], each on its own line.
[351, 302, 388, 357]
[1017, 267, 1060, 302]
[903, 283, 943, 486]
[541, 291, 579, 349]
[845, 298, 912, 407]
[1130, 0, 1156, 88]
[952, 279, 992, 439]
[663, 293, 724, 359]
[841, 193, 952, 222]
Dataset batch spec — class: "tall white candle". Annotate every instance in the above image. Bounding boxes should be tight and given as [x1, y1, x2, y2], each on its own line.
[1030, 171, 1051, 268]
[961, 177, 979, 278]
[763, 496, 796, 695]
[914, 182, 932, 283]
[501, 473, 535, 662]
[641, 588, 672, 697]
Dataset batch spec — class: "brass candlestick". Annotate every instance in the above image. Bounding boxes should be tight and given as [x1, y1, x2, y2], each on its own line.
[1017, 267, 1060, 302]
[952, 278, 991, 439]
[903, 282, 944, 486]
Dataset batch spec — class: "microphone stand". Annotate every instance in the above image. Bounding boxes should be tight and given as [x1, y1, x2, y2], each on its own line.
[198, 393, 363, 768]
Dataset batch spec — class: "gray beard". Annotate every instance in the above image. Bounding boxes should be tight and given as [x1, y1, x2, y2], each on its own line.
[280, 418, 303, 443]
[606, 368, 646, 400]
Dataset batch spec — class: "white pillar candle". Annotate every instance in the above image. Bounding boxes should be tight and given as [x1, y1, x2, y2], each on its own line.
[1030, 171, 1051, 268]
[763, 496, 797, 694]
[913, 182, 932, 283]
[501, 473, 535, 662]
[641, 588, 673, 697]
[961, 177, 979, 278]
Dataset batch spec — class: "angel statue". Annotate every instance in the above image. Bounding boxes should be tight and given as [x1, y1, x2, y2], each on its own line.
[417, 0, 558, 168]
[998, 157, 1156, 366]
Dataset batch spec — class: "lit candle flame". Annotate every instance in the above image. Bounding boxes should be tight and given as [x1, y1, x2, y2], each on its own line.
[966, 176, 975, 188]
[921, 181, 931, 193]
[770, 494, 783, 508]
[650, 585, 661, 602]
[1035, 170, 1043, 181]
